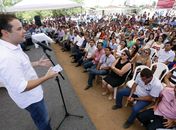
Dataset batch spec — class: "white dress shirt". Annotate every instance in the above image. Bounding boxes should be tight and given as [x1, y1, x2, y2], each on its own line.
[0, 39, 43, 109]
[134, 74, 163, 97]
[157, 49, 175, 63]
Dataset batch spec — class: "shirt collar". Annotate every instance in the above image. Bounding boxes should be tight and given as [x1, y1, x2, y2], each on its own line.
[0, 39, 21, 51]
[147, 76, 154, 86]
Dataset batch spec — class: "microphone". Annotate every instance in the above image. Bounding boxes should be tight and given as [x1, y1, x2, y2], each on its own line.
[36, 41, 52, 51]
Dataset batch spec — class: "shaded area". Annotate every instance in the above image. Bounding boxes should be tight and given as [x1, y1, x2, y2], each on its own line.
[0, 46, 96, 130]
[53, 44, 145, 130]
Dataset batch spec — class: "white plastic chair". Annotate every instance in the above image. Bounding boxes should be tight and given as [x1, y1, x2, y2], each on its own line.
[150, 62, 169, 81]
[113, 70, 132, 99]
[126, 65, 150, 88]
[150, 48, 157, 63]
[162, 67, 176, 87]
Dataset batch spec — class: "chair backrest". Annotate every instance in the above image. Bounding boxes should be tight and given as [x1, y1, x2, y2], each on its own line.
[113, 69, 132, 99]
[132, 65, 150, 81]
[150, 62, 169, 81]
[126, 65, 150, 88]
[124, 70, 132, 83]
[150, 48, 157, 63]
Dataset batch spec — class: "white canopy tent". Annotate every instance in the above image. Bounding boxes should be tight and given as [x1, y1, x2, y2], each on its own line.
[83, 0, 157, 8]
[6, 0, 81, 12]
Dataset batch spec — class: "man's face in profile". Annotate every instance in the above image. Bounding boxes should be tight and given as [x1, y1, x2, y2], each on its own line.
[6, 19, 26, 45]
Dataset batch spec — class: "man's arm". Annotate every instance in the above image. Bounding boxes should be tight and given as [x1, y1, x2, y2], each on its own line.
[134, 95, 155, 102]
[23, 69, 58, 92]
[163, 61, 170, 65]
[126, 83, 137, 105]
[129, 83, 137, 97]
[96, 62, 101, 70]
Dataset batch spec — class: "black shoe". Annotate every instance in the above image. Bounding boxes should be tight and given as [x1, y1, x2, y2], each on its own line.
[83, 70, 88, 73]
[84, 85, 92, 90]
[112, 105, 122, 110]
[70, 54, 75, 57]
[71, 60, 77, 63]
[123, 121, 133, 129]
[75, 64, 81, 67]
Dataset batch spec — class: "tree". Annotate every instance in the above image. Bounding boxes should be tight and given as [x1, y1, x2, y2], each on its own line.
[3, 0, 21, 7]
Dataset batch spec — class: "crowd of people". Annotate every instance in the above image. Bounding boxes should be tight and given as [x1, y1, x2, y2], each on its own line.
[49, 12, 175, 130]
[1, 11, 176, 130]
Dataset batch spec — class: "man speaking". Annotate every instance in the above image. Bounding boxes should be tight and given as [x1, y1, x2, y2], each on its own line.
[0, 13, 58, 130]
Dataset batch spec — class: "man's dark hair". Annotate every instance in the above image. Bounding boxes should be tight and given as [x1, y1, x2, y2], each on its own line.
[165, 41, 173, 46]
[97, 42, 103, 46]
[106, 46, 112, 51]
[89, 39, 95, 43]
[140, 68, 153, 79]
[0, 13, 17, 37]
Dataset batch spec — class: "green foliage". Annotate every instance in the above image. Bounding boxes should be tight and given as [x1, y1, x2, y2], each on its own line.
[3, 0, 21, 7]
[52, 7, 83, 17]
[15, 10, 53, 22]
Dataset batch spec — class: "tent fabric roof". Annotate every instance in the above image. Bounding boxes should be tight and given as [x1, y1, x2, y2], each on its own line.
[83, 0, 156, 7]
[6, 0, 81, 12]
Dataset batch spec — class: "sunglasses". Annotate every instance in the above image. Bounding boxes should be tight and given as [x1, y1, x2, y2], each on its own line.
[121, 53, 127, 56]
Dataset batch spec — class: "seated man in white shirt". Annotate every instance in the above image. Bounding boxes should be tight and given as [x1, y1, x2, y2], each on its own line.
[156, 41, 175, 65]
[85, 47, 115, 90]
[112, 68, 163, 129]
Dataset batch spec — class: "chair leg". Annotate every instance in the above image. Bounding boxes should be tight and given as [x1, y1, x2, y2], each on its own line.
[113, 87, 117, 99]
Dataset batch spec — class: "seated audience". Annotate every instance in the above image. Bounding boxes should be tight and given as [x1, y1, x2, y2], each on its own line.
[85, 47, 115, 90]
[112, 68, 163, 129]
[131, 48, 151, 71]
[156, 41, 175, 65]
[144, 32, 155, 49]
[102, 50, 132, 100]
[114, 40, 128, 59]
[129, 44, 139, 61]
[83, 42, 105, 71]
[151, 35, 164, 51]
[137, 86, 176, 130]
[76, 39, 97, 67]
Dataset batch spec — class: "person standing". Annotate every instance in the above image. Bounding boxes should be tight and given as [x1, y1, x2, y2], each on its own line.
[0, 14, 58, 130]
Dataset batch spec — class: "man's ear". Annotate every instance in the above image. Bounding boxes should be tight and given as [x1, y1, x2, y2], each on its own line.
[1, 29, 9, 37]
